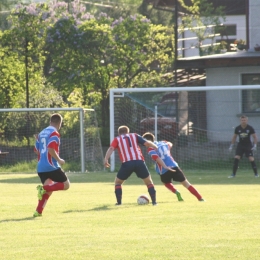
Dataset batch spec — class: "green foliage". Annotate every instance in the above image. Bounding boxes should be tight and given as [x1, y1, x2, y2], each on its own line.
[179, 0, 226, 47]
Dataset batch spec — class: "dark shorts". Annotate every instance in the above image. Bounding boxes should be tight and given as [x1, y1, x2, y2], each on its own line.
[38, 168, 68, 184]
[236, 144, 254, 158]
[160, 167, 186, 183]
[117, 160, 150, 180]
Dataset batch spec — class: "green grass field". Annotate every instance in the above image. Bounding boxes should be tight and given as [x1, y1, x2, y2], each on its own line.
[1, 170, 260, 260]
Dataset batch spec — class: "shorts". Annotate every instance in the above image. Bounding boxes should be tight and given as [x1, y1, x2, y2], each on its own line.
[160, 167, 186, 183]
[117, 160, 150, 180]
[236, 144, 254, 158]
[38, 168, 68, 184]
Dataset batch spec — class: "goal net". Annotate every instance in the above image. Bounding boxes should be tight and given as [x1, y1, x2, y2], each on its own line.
[109, 86, 260, 172]
[0, 108, 104, 173]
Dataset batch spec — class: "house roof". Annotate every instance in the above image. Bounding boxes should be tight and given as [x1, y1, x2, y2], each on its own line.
[176, 50, 260, 69]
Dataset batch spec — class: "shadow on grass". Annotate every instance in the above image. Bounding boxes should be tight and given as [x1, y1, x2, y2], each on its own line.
[0, 217, 36, 223]
[63, 205, 113, 213]
[0, 171, 259, 185]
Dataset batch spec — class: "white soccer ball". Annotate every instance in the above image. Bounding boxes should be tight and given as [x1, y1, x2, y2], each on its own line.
[137, 194, 150, 205]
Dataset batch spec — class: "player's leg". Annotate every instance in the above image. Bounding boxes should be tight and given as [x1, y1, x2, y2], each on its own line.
[135, 161, 157, 205]
[34, 174, 54, 217]
[229, 145, 243, 178]
[34, 178, 53, 217]
[181, 179, 204, 201]
[160, 170, 183, 201]
[115, 162, 132, 205]
[114, 177, 124, 205]
[248, 154, 258, 177]
[42, 169, 70, 192]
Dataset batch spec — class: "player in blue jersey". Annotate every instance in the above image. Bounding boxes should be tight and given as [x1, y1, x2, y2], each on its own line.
[142, 132, 204, 202]
[33, 113, 70, 217]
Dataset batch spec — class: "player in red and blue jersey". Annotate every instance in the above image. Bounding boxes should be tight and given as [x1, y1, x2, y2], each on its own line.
[142, 132, 204, 202]
[33, 113, 70, 217]
[104, 125, 172, 206]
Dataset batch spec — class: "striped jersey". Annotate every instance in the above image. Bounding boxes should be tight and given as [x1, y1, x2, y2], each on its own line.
[34, 126, 61, 172]
[110, 133, 146, 162]
[147, 141, 178, 175]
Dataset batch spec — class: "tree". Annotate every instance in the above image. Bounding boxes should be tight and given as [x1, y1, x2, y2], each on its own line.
[179, 0, 225, 55]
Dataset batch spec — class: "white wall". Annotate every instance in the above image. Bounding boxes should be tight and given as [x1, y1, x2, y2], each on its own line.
[205, 67, 260, 141]
[249, 0, 260, 49]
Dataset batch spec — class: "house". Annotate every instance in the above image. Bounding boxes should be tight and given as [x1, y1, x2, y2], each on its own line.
[147, 0, 260, 142]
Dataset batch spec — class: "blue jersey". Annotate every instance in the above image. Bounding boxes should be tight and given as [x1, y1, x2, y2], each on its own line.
[34, 126, 61, 173]
[147, 141, 178, 175]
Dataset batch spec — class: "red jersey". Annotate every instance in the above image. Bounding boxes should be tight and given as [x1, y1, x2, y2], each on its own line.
[110, 133, 146, 163]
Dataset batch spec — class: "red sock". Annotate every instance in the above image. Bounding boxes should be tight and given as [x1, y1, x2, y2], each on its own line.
[43, 182, 64, 192]
[36, 193, 50, 214]
[164, 183, 177, 193]
[188, 185, 202, 200]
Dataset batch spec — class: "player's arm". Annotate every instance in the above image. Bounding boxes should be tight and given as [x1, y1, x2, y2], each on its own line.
[229, 134, 237, 150]
[155, 157, 175, 172]
[148, 148, 175, 172]
[48, 148, 65, 165]
[252, 133, 258, 150]
[104, 146, 115, 168]
[34, 134, 40, 156]
[252, 133, 258, 145]
[144, 140, 158, 150]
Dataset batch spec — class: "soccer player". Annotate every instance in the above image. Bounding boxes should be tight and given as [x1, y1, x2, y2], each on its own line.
[142, 132, 204, 202]
[228, 115, 259, 178]
[33, 113, 70, 217]
[104, 125, 172, 206]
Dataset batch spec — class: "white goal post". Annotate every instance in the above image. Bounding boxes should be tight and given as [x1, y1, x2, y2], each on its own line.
[109, 85, 260, 172]
[0, 107, 103, 173]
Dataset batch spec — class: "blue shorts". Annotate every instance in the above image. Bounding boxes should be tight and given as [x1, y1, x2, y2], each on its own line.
[117, 160, 150, 180]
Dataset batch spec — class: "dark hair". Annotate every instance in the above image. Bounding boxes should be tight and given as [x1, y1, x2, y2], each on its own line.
[240, 115, 248, 119]
[50, 113, 63, 124]
[118, 125, 129, 135]
[142, 132, 155, 142]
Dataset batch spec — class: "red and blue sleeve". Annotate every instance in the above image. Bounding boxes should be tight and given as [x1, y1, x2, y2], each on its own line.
[147, 147, 159, 161]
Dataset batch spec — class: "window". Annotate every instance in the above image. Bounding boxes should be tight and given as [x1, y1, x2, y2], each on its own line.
[215, 25, 236, 36]
[242, 74, 260, 113]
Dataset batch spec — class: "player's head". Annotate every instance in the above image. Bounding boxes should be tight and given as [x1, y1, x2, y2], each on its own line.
[118, 125, 129, 135]
[240, 115, 248, 126]
[142, 132, 155, 142]
[50, 113, 63, 130]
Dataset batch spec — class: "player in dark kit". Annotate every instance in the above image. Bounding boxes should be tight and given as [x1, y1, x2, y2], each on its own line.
[142, 132, 204, 202]
[228, 115, 258, 178]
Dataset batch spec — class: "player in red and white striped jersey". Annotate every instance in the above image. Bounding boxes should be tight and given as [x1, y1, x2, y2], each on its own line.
[104, 125, 172, 206]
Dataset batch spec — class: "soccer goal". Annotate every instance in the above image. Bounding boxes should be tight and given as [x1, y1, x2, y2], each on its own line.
[0, 108, 103, 173]
[109, 85, 260, 172]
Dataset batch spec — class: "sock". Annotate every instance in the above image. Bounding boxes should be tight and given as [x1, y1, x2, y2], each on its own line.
[164, 183, 177, 193]
[147, 184, 156, 204]
[43, 182, 64, 192]
[188, 185, 202, 200]
[36, 193, 50, 214]
[232, 158, 239, 175]
[251, 161, 258, 174]
[115, 184, 122, 204]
